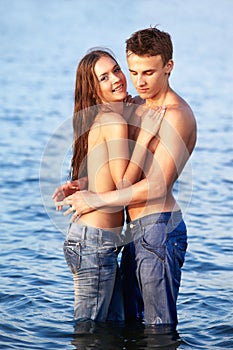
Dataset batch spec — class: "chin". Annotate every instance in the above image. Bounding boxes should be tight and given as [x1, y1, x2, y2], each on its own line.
[137, 91, 150, 98]
[114, 93, 127, 101]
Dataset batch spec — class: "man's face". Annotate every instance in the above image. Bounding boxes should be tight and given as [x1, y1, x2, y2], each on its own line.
[127, 53, 173, 100]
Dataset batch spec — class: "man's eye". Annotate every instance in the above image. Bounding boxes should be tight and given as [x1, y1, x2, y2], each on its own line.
[146, 71, 153, 76]
[130, 72, 137, 76]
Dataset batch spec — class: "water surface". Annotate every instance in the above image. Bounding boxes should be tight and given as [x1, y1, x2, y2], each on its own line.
[0, 0, 232, 349]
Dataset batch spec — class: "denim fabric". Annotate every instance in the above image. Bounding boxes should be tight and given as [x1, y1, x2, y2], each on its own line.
[120, 240, 144, 321]
[121, 211, 187, 326]
[63, 222, 124, 322]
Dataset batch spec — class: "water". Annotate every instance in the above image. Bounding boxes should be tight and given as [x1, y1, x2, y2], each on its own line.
[0, 0, 233, 349]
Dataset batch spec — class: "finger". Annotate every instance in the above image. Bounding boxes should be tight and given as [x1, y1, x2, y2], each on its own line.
[52, 189, 60, 199]
[160, 105, 166, 114]
[153, 106, 163, 116]
[67, 181, 77, 189]
[154, 105, 162, 112]
[71, 212, 80, 222]
[144, 107, 160, 118]
[52, 186, 65, 199]
[55, 200, 68, 207]
[153, 106, 166, 120]
[64, 207, 74, 216]
[53, 193, 63, 202]
[159, 107, 166, 119]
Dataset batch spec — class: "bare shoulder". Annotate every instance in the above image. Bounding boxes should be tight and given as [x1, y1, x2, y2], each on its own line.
[158, 95, 197, 155]
[96, 111, 127, 127]
[162, 97, 196, 136]
[92, 111, 128, 142]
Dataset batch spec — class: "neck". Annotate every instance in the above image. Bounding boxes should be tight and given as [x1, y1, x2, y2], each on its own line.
[107, 101, 124, 115]
[145, 84, 170, 109]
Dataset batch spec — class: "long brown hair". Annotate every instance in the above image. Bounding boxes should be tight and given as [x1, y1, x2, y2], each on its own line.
[70, 49, 118, 180]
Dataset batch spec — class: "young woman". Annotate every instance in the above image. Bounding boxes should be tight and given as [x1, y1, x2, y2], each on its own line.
[53, 49, 165, 323]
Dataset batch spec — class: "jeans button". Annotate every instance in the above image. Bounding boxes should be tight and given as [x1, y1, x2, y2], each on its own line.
[130, 223, 134, 229]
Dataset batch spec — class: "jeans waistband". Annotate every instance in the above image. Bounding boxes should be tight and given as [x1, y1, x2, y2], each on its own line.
[128, 211, 183, 229]
[66, 222, 123, 246]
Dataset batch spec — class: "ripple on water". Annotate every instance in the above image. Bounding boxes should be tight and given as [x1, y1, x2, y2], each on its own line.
[1, 0, 233, 349]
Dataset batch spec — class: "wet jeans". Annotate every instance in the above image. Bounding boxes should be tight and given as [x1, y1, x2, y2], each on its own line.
[121, 211, 187, 326]
[63, 223, 124, 322]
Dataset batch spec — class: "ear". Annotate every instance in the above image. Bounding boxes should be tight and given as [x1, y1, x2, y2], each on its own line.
[165, 59, 174, 74]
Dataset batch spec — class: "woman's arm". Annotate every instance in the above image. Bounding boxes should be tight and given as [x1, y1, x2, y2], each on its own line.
[103, 106, 166, 189]
[120, 106, 166, 188]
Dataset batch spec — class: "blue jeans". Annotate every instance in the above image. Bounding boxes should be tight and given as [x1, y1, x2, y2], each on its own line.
[63, 223, 124, 322]
[121, 211, 187, 326]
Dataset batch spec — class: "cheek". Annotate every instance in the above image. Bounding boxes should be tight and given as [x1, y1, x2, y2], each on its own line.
[130, 74, 137, 84]
[100, 84, 110, 97]
[122, 73, 127, 85]
[150, 76, 160, 87]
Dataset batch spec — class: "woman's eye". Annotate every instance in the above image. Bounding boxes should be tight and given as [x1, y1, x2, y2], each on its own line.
[100, 75, 108, 82]
[114, 66, 121, 73]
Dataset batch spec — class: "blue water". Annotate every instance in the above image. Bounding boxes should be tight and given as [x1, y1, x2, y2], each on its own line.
[0, 0, 233, 349]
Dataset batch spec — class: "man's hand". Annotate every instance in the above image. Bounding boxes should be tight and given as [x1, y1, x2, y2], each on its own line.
[60, 190, 98, 221]
[52, 177, 88, 211]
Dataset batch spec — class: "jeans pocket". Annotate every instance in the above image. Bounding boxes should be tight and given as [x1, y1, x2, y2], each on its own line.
[174, 238, 187, 267]
[140, 237, 166, 261]
[138, 223, 167, 261]
[173, 237, 187, 281]
[63, 240, 81, 274]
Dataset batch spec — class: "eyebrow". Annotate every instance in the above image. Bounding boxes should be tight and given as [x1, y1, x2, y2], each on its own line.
[128, 68, 155, 73]
[99, 64, 119, 78]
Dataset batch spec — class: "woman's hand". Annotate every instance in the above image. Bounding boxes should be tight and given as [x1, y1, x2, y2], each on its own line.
[124, 93, 134, 105]
[138, 105, 166, 144]
[52, 177, 88, 211]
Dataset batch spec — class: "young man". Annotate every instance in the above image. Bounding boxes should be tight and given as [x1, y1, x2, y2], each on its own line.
[55, 27, 197, 328]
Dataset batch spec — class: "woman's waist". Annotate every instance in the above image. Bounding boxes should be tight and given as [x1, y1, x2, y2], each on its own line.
[66, 220, 124, 247]
[75, 210, 124, 235]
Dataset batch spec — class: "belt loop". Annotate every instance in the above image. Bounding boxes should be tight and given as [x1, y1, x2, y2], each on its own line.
[98, 229, 103, 247]
[139, 218, 143, 233]
[114, 242, 118, 252]
[81, 226, 86, 244]
[171, 212, 174, 227]
[170, 212, 174, 235]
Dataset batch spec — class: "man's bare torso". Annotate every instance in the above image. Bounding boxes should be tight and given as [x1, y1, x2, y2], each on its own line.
[127, 92, 196, 220]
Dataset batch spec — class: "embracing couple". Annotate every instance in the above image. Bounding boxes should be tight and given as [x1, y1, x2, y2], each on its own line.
[52, 26, 196, 329]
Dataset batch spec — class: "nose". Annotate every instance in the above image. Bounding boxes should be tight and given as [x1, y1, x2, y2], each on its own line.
[111, 72, 121, 83]
[136, 74, 146, 87]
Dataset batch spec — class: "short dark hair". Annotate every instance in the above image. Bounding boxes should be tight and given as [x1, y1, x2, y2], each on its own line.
[126, 26, 173, 66]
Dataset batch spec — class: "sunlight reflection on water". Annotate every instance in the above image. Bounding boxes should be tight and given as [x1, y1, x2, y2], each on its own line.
[0, 0, 232, 349]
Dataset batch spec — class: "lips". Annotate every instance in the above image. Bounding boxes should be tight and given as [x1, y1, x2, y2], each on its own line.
[112, 84, 124, 93]
[137, 88, 148, 93]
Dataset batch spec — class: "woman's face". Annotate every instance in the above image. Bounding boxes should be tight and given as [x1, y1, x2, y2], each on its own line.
[94, 56, 127, 103]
